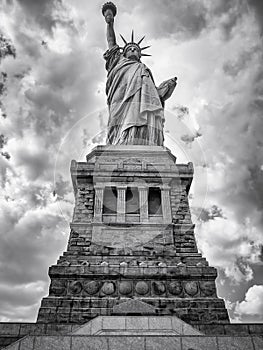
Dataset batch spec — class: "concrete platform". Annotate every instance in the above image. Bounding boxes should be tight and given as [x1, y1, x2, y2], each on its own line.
[2, 316, 263, 349]
[4, 334, 263, 350]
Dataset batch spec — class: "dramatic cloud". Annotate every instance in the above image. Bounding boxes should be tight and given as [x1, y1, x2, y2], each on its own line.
[234, 285, 263, 322]
[0, 0, 262, 322]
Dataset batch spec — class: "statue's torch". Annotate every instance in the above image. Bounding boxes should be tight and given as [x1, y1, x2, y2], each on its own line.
[102, 2, 117, 23]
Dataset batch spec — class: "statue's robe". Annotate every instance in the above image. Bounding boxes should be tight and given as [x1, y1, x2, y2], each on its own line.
[103, 45, 164, 145]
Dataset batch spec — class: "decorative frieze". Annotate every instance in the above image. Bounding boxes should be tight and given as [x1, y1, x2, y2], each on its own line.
[49, 278, 217, 299]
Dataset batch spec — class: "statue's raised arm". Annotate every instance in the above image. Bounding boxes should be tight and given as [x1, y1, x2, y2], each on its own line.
[102, 2, 117, 49]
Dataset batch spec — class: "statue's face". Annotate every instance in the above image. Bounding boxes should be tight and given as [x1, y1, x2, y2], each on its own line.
[124, 45, 141, 61]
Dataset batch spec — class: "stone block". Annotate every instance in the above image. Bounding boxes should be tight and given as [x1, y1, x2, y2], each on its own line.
[248, 324, 263, 334]
[19, 336, 34, 350]
[3, 341, 20, 350]
[253, 336, 263, 350]
[224, 324, 249, 335]
[126, 317, 149, 330]
[198, 324, 225, 335]
[149, 317, 172, 330]
[0, 323, 20, 335]
[171, 317, 183, 334]
[183, 322, 202, 335]
[72, 322, 92, 335]
[91, 317, 103, 335]
[145, 336, 181, 350]
[72, 336, 108, 350]
[108, 336, 144, 350]
[182, 336, 217, 350]
[102, 316, 125, 330]
[45, 324, 73, 335]
[34, 336, 71, 350]
[20, 323, 46, 335]
[217, 336, 254, 350]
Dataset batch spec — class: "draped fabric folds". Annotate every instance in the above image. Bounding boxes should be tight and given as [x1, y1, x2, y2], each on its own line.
[103, 45, 164, 145]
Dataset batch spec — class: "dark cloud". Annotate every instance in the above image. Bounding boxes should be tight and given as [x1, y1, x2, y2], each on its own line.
[0, 207, 68, 285]
[199, 205, 225, 222]
[248, 0, 263, 35]
[223, 50, 255, 77]
[181, 130, 202, 144]
[132, 0, 208, 40]
[15, 147, 52, 181]
[173, 105, 189, 119]
[54, 174, 70, 198]
[16, 0, 75, 34]
[206, 1, 250, 40]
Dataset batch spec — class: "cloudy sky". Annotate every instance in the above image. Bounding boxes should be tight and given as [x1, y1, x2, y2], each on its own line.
[0, 0, 263, 323]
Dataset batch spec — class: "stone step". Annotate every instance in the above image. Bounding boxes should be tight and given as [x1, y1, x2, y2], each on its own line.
[4, 334, 262, 350]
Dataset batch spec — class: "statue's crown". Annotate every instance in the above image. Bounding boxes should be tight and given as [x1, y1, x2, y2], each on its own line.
[120, 30, 151, 57]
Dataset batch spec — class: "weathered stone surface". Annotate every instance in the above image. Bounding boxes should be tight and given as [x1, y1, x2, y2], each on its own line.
[182, 336, 217, 350]
[34, 336, 71, 350]
[135, 281, 149, 295]
[101, 282, 116, 295]
[3, 333, 263, 350]
[168, 281, 183, 296]
[0, 324, 20, 335]
[217, 336, 254, 350]
[113, 300, 154, 315]
[72, 337, 108, 350]
[119, 281, 133, 295]
[83, 281, 101, 295]
[145, 336, 181, 349]
[108, 336, 144, 350]
[253, 336, 263, 350]
[37, 145, 229, 325]
[19, 336, 34, 350]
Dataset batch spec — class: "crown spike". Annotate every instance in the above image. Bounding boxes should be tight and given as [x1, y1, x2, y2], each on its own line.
[119, 34, 127, 45]
[137, 35, 145, 45]
[141, 53, 152, 57]
[140, 45, 151, 51]
[131, 29, 134, 43]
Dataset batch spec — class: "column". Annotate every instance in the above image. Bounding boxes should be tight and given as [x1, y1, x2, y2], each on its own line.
[117, 186, 126, 223]
[138, 186, 148, 222]
[94, 186, 104, 222]
[161, 186, 172, 223]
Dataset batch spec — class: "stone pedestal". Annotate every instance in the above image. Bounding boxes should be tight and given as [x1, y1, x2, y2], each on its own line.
[37, 145, 229, 325]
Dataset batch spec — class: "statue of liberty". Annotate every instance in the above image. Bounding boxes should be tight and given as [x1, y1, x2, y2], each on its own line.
[102, 2, 177, 146]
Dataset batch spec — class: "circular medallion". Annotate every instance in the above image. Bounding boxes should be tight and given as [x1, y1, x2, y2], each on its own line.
[184, 281, 198, 296]
[119, 281, 132, 295]
[152, 281, 166, 295]
[101, 282, 116, 295]
[50, 280, 67, 296]
[135, 281, 149, 295]
[83, 281, 101, 295]
[200, 281, 215, 296]
[68, 281, 82, 295]
[168, 281, 183, 296]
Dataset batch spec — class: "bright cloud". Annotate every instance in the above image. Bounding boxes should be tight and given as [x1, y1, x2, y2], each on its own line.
[234, 285, 263, 322]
